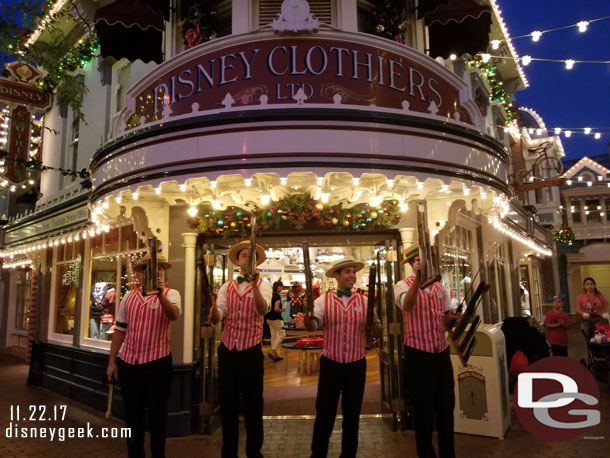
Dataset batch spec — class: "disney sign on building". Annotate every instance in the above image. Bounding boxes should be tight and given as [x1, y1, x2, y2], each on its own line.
[125, 34, 474, 129]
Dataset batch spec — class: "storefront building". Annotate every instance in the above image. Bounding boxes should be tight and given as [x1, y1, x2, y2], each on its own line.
[1, 0, 553, 435]
[557, 154, 610, 310]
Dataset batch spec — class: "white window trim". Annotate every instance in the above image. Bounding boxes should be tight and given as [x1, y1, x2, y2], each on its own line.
[48, 245, 76, 344]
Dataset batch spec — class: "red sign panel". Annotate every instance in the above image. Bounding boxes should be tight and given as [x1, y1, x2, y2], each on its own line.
[5, 105, 32, 184]
[129, 38, 472, 127]
[0, 77, 51, 110]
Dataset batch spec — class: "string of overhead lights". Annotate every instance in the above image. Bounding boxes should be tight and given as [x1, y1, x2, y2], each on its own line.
[506, 126, 608, 140]
[479, 52, 610, 70]
[490, 14, 610, 46]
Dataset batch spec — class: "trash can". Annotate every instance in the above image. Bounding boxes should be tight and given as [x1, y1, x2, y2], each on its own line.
[450, 323, 510, 439]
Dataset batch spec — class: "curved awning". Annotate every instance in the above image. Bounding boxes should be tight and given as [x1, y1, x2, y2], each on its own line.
[94, 0, 165, 64]
[422, 0, 492, 58]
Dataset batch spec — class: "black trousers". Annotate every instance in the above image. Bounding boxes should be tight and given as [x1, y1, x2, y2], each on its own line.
[551, 344, 568, 356]
[218, 342, 264, 458]
[311, 356, 366, 458]
[403, 346, 455, 458]
[117, 354, 172, 458]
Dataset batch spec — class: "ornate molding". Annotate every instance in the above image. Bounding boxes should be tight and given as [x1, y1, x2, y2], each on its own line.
[271, 0, 320, 33]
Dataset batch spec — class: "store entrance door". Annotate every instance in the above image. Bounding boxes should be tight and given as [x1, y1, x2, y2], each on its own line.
[376, 238, 409, 431]
[196, 239, 229, 434]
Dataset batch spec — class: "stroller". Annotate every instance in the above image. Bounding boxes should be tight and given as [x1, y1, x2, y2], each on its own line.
[580, 321, 610, 387]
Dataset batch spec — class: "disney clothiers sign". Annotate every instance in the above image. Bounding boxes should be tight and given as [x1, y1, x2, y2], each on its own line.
[126, 37, 472, 128]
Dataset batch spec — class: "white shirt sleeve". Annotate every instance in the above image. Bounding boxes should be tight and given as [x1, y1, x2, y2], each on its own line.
[216, 282, 230, 321]
[114, 290, 132, 332]
[394, 279, 410, 310]
[166, 289, 182, 316]
[258, 280, 273, 315]
[312, 295, 325, 328]
[442, 284, 451, 313]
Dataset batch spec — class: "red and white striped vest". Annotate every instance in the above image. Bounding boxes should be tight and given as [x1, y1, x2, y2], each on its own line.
[221, 279, 264, 351]
[401, 277, 448, 353]
[322, 291, 367, 363]
[120, 288, 172, 364]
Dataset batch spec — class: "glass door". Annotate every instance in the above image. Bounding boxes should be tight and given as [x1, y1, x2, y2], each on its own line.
[196, 239, 229, 434]
[377, 238, 408, 431]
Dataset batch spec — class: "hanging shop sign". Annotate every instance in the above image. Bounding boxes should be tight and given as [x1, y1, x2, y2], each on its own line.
[127, 37, 473, 127]
[0, 77, 51, 110]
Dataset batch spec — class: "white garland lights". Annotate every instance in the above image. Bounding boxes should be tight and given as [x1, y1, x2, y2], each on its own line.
[490, 216, 553, 257]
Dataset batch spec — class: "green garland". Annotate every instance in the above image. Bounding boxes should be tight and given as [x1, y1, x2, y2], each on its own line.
[467, 57, 516, 122]
[371, 0, 408, 43]
[181, 0, 218, 48]
[188, 194, 402, 237]
[38, 34, 99, 92]
[553, 224, 574, 245]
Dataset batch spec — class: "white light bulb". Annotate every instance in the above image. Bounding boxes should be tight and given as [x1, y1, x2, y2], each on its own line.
[554, 127, 562, 135]
[491, 40, 500, 50]
[577, 21, 589, 32]
[531, 31, 542, 42]
[449, 54, 457, 61]
[481, 53, 491, 63]
[536, 128, 542, 135]
[399, 202, 408, 213]
[521, 55, 532, 66]
[565, 60, 575, 70]
[564, 130, 572, 137]
[187, 206, 198, 217]
[595, 133, 601, 139]
[179, 184, 187, 192]
[244, 178, 252, 187]
[260, 194, 271, 205]
[584, 127, 591, 135]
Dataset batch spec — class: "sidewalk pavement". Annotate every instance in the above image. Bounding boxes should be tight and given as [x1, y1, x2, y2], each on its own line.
[0, 353, 608, 457]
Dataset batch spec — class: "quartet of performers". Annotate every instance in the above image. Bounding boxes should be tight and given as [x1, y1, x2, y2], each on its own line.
[107, 240, 460, 458]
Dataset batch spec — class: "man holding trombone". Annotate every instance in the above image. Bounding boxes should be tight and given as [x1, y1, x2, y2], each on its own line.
[304, 255, 380, 458]
[106, 252, 181, 458]
[209, 239, 272, 458]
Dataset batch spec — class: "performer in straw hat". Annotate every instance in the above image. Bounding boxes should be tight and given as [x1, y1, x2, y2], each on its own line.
[304, 257, 380, 458]
[394, 243, 458, 458]
[210, 240, 272, 458]
[106, 252, 181, 458]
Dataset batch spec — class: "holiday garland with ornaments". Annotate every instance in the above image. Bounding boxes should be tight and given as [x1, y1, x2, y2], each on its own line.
[188, 194, 402, 237]
[467, 57, 516, 122]
[181, 0, 218, 48]
[371, 0, 408, 43]
[553, 225, 575, 245]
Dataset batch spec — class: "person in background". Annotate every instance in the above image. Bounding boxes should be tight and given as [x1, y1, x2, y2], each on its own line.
[288, 281, 306, 316]
[576, 277, 609, 338]
[209, 240, 272, 458]
[266, 280, 286, 362]
[106, 253, 180, 458]
[544, 296, 571, 356]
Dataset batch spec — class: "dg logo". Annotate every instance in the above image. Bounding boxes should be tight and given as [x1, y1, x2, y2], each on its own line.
[514, 356, 601, 441]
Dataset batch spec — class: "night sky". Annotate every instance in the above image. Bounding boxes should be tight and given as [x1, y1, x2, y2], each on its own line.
[498, 0, 610, 160]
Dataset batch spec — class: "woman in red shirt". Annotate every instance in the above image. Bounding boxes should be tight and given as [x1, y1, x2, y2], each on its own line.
[576, 277, 609, 338]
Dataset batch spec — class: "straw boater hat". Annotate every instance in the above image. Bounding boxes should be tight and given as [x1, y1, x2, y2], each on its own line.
[401, 243, 420, 264]
[133, 253, 172, 271]
[325, 257, 365, 278]
[228, 240, 266, 266]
